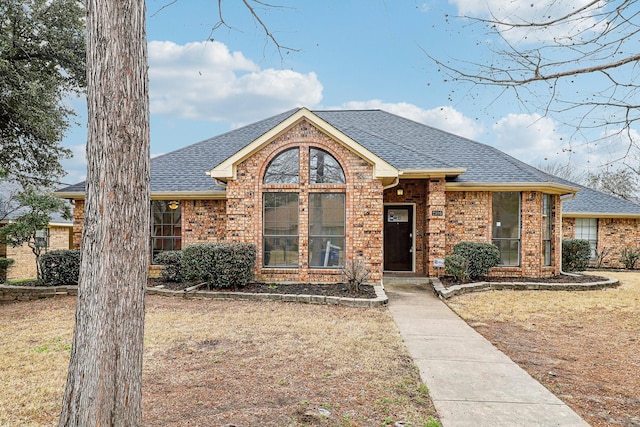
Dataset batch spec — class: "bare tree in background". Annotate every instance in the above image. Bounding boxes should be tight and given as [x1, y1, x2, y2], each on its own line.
[538, 160, 587, 183]
[585, 166, 640, 201]
[430, 0, 640, 164]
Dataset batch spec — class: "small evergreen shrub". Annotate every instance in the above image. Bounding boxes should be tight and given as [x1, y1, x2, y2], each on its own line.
[561, 239, 591, 272]
[182, 242, 257, 288]
[40, 250, 81, 286]
[212, 243, 257, 288]
[0, 257, 15, 283]
[620, 246, 640, 269]
[445, 254, 469, 283]
[452, 242, 500, 280]
[155, 250, 183, 282]
[182, 243, 217, 282]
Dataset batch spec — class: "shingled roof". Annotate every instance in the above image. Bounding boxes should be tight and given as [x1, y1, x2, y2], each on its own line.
[55, 108, 640, 216]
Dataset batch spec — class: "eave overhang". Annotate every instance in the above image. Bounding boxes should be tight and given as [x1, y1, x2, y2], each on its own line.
[399, 168, 467, 179]
[446, 181, 580, 195]
[53, 190, 227, 201]
[206, 107, 399, 185]
[563, 211, 640, 219]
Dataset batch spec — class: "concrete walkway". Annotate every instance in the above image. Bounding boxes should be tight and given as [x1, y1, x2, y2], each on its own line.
[384, 277, 590, 427]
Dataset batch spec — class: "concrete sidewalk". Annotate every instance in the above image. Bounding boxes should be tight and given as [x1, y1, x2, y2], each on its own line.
[384, 278, 590, 427]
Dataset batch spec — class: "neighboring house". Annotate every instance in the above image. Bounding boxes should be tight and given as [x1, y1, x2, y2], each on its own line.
[562, 183, 640, 268]
[55, 108, 640, 283]
[0, 180, 73, 281]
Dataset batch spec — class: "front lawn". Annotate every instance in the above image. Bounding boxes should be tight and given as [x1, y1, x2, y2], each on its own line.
[0, 296, 439, 426]
[446, 271, 640, 427]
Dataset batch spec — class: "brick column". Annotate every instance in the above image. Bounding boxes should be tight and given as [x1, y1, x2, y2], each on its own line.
[426, 179, 446, 276]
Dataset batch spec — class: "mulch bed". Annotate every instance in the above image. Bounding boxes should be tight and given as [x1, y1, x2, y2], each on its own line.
[148, 278, 378, 299]
[438, 274, 610, 288]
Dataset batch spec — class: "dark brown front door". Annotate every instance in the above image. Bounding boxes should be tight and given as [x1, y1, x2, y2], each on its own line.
[384, 205, 413, 271]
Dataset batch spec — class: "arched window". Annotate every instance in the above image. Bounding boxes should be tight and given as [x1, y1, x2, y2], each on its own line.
[309, 148, 345, 184]
[263, 148, 300, 184]
[262, 146, 346, 269]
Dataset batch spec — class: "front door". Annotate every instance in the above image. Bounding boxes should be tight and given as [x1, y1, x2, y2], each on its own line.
[384, 205, 413, 271]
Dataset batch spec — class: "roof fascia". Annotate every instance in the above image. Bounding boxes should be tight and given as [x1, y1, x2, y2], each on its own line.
[207, 107, 399, 181]
[53, 191, 228, 201]
[399, 168, 467, 179]
[446, 181, 579, 195]
[563, 212, 640, 219]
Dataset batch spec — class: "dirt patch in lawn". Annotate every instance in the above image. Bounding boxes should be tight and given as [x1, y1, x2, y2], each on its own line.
[446, 271, 640, 427]
[0, 296, 439, 426]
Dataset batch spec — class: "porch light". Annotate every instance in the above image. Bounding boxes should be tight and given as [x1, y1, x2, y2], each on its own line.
[396, 188, 404, 196]
[167, 200, 179, 210]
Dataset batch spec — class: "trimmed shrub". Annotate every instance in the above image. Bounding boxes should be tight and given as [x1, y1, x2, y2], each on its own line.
[452, 242, 500, 280]
[182, 243, 218, 283]
[561, 239, 591, 272]
[182, 242, 257, 288]
[0, 257, 15, 283]
[155, 250, 183, 282]
[445, 254, 469, 283]
[620, 246, 640, 270]
[40, 250, 81, 286]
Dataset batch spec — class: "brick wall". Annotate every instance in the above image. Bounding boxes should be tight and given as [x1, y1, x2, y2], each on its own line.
[446, 191, 560, 278]
[5, 225, 72, 280]
[183, 199, 226, 245]
[227, 119, 384, 283]
[445, 191, 491, 251]
[563, 216, 640, 268]
[72, 199, 84, 249]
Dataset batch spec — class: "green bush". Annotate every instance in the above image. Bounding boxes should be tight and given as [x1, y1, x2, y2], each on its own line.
[0, 257, 15, 283]
[561, 239, 591, 272]
[40, 250, 81, 286]
[452, 242, 500, 280]
[182, 242, 257, 288]
[444, 254, 469, 283]
[155, 250, 182, 282]
[620, 246, 640, 269]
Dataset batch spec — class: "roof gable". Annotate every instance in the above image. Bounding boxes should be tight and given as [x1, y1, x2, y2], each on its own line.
[207, 108, 399, 184]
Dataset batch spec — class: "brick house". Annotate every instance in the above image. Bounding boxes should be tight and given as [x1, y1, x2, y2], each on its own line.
[562, 184, 640, 268]
[56, 108, 640, 283]
[1, 180, 73, 281]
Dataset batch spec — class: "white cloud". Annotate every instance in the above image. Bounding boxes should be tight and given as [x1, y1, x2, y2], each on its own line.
[148, 40, 323, 126]
[491, 112, 566, 164]
[448, 0, 604, 44]
[338, 100, 484, 139]
[60, 144, 87, 185]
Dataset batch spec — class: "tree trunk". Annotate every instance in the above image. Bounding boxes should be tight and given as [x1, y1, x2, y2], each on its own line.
[58, 0, 150, 425]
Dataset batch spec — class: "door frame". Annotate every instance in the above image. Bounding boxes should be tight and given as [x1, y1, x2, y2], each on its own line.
[383, 203, 416, 273]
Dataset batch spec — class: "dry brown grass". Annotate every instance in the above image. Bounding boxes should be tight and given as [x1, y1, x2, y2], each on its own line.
[447, 271, 640, 427]
[0, 296, 439, 426]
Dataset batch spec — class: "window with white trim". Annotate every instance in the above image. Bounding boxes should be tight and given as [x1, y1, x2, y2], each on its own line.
[575, 218, 598, 259]
[542, 194, 552, 266]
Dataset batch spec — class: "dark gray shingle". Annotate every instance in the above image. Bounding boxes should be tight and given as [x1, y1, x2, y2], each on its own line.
[57, 108, 640, 216]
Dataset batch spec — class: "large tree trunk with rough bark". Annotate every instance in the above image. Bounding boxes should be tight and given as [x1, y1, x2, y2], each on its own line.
[58, 0, 150, 425]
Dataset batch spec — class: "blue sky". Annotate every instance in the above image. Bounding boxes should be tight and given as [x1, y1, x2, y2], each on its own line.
[60, 0, 636, 185]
